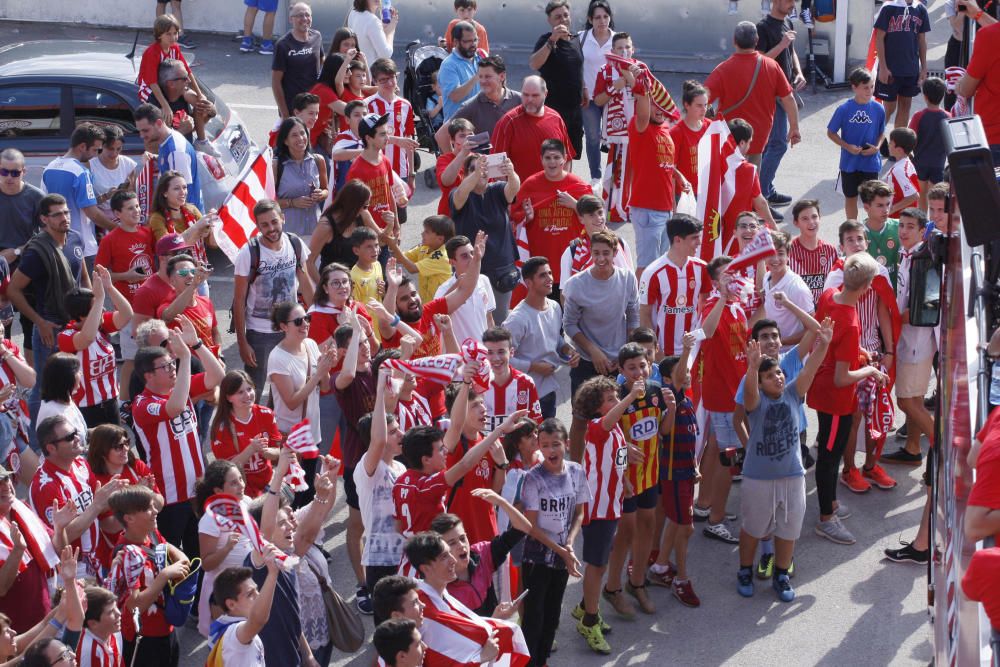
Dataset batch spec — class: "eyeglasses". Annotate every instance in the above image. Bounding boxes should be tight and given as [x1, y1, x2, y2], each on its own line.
[49, 648, 75, 666]
[287, 314, 312, 326]
[153, 359, 178, 373]
[112, 439, 129, 451]
[176, 268, 197, 277]
[292, 12, 311, 18]
[736, 222, 759, 230]
[0, 168, 23, 178]
[327, 279, 350, 288]
[48, 430, 80, 446]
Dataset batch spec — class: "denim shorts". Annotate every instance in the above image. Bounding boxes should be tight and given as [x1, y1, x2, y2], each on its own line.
[630, 207, 672, 267]
[708, 410, 741, 448]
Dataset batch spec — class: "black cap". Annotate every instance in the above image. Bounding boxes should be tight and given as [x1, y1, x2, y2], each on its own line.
[358, 112, 390, 141]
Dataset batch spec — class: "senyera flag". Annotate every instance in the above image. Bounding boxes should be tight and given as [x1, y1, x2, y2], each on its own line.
[696, 120, 742, 263]
[204, 493, 298, 569]
[214, 148, 276, 263]
[383, 354, 463, 386]
[727, 227, 776, 274]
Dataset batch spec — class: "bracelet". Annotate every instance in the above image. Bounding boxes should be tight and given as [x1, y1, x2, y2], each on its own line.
[547, 40, 557, 50]
[190, 340, 204, 351]
[495, 461, 509, 470]
[314, 497, 331, 505]
[974, 9, 984, 21]
[463, 380, 473, 385]
[265, 485, 278, 496]
[48, 618, 64, 632]
[390, 314, 401, 327]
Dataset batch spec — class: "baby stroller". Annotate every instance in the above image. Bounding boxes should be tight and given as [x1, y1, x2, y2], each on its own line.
[403, 40, 447, 188]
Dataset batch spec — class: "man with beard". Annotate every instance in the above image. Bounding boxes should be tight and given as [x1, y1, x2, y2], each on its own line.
[434, 56, 522, 152]
[492, 76, 575, 181]
[380, 232, 485, 359]
[438, 21, 482, 120]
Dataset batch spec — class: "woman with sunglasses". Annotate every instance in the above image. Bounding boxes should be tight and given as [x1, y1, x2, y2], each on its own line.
[35, 353, 88, 450]
[267, 302, 338, 505]
[308, 179, 380, 283]
[148, 170, 214, 296]
[86, 424, 163, 573]
[56, 267, 133, 429]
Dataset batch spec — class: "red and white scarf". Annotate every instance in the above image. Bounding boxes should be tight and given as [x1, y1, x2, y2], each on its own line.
[0, 499, 60, 574]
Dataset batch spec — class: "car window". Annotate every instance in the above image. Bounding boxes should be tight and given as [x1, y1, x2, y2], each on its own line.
[72, 87, 137, 134]
[0, 85, 62, 138]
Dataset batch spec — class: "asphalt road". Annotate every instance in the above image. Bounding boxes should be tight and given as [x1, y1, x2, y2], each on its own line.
[0, 12, 951, 666]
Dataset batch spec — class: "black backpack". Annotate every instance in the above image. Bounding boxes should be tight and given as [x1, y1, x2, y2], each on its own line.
[228, 232, 306, 333]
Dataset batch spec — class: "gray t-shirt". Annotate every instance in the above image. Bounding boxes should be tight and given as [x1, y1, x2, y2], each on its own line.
[743, 384, 804, 480]
[234, 234, 302, 333]
[562, 267, 639, 362]
[520, 461, 589, 568]
[503, 297, 567, 399]
[0, 184, 42, 251]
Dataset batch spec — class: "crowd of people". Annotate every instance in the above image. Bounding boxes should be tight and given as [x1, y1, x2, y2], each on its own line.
[1, 0, 1000, 665]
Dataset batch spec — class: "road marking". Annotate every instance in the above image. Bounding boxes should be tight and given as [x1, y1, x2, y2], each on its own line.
[229, 103, 280, 110]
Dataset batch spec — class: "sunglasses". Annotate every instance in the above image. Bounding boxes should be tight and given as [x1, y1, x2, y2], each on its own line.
[112, 439, 129, 451]
[287, 314, 312, 326]
[0, 168, 23, 178]
[48, 429, 80, 446]
[176, 268, 197, 277]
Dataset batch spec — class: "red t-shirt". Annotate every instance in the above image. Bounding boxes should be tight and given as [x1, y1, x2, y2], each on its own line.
[626, 116, 676, 212]
[966, 22, 1000, 145]
[512, 172, 590, 284]
[962, 546, 1000, 630]
[136, 43, 191, 103]
[309, 82, 339, 147]
[807, 289, 863, 415]
[94, 225, 156, 303]
[669, 119, 710, 193]
[445, 435, 498, 544]
[392, 469, 450, 537]
[699, 297, 748, 412]
[158, 294, 218, 355]
[704, 52, 793, 155]
[380, 297, 450, 358]
[211, 405, 281, 498]
[970, 408, 1000, 536]
[345, 155, 397, 229]
[491, 106, 575, 180]
[133, 273, 175, 319]
[436, 152, 461, 216]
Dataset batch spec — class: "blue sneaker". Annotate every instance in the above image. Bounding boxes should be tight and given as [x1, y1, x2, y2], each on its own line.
[772, 573, 795, 602]
[737, 567, 754, 598]
[239, 36, 254, 53]
[259, 39, 275, 55]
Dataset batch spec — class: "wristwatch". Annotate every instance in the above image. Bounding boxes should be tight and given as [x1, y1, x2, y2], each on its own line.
[13, 248, 20, 257]
[495, 461, 509, 470]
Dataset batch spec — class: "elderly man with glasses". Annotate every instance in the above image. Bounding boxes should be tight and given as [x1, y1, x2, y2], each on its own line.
[156, 58, 218, 155]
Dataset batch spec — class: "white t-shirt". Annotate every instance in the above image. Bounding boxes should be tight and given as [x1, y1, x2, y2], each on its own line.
[89, 156, 137, 218]
[197, 501, 253, 637]
[37, 400, 88, 449]
[234, 235, 302, 333]
[266, 339, 322, 443]
[763, 269, 814, 353]
[218, 616, 265, 667]
[348, 9, 392, 61]
[353, 458, 406, 567]
[434, 274, 494, 344]
[580, 28, 614, 98]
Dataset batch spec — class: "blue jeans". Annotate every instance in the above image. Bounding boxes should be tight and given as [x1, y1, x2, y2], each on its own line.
[630, 207, 672, 268]
[759, 100, 788, 199]
[28, 324, 61, 454]
[582, 101, 604, 180]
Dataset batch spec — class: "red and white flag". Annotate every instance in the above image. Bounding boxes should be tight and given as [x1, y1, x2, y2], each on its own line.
[696, 120, 742, 262]
[285, 419, 318, 459]
[214, 148, 276, 263]
[727, 227, 776, 274]
[0, 498, 60, 574]
[461, 339, 492, 394]
[383, 354, 463, 386]
[204, 493, 298, 568]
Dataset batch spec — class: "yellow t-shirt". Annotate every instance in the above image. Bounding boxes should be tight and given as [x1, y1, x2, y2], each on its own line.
[351, 262, 384, 306]
[404, 245, 452, 303]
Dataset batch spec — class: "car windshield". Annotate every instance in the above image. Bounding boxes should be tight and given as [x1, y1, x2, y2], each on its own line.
[199, 81, 231, 142]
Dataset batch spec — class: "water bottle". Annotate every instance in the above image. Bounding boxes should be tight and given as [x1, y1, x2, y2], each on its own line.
[382, 0, 392, 24]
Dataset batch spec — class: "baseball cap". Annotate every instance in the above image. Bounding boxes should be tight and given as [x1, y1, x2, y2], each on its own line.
[358, 112, 390, 141]
[0, 465, 13, 482]
[156, 233, 194, 257]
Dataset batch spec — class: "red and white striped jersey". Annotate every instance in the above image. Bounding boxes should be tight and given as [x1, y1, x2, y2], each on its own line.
[78, 629, 123, 667]
[131, 374, 209, 505]
[823, 262, 892, 355]
[483, 369, 542, 432]
[788, 237, 840, 305]
[365, 93, 415, 179]
[0, 340, 30, 449]
[396, 391, 433, 433]
[29, 458, 99, 573]
[639, 255, 711, 355]
[57, 313, 120, 408]
[583, 418, 627, 521]
[888, 157, 920, 207]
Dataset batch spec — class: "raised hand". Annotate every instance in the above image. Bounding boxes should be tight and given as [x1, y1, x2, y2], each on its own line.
[175, 313, 199, 347]
[817, 317, 834, 346]
[746, 339, 762, 369]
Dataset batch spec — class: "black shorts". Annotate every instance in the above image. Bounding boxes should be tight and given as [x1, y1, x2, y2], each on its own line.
[342, 465, 360, 509]
[875, 75, 921, 102]
[157, 0, 180, 4]
[622, 485, 659, 513]
[841, 170, 879, 198]
[915, 163, 944, 184]
[581, 519, 618, 566]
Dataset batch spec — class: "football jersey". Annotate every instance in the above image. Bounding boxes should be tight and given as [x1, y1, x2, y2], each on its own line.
[41, 156, 99, 256]
[888, 157, 919, 208]
[639, 255, 711, 355]
[77, 628, 123, 667]
[865, 219, 900, 289]
[157, 129, 202, 211]
[29, 458, 98, 574]
[583, 418, 628, 521]
[617, 380, 664, 495]
[211, 405, 281, 497]
[396, 392, 434, 433]
[365, 93, 415, 179]
[392, 470, 449, 537]
[56, 313, 119, 408]
[131, 373, 209, 504]
[788, 237, 840, 305]
[483, 369, 543, 432]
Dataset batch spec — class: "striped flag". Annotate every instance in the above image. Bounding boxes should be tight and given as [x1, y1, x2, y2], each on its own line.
[695, 120, 742, 263]
[214, 148, 276, 263]
[383, 354, 463, 386]
[285, 419, 318, 459]
[461, 339, 492, 394]
[204, 493, 298, 569]
[727, 227, 776, 274]
[135, 154, 156, 227]
[604, 54, 679, 121]
[0, 498, 60, 574]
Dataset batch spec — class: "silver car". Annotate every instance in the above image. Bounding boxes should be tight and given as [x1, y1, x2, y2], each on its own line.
[0, 39, 257, 210]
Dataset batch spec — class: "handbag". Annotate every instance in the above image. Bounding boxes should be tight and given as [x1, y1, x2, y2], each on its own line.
[305, 557, 365, 653]
[488, 264, 522, 294]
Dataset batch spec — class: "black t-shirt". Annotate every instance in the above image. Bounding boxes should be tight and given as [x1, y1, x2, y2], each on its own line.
[450, 182, 517, 275]
[756, 15, 796, 83]
[272, 29, 324, 112]
[17, 230, 85, 324]
[533, 32, 584, 113]
[319, 227, 358, 270]
[0, 184, 42, 251]
[168, 95, 195, 142]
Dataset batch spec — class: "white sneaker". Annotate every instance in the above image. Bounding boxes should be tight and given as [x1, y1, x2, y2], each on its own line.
[814, 516, 856, 545]
[590, 178, 602, 193]
[194, 138, 222, 158]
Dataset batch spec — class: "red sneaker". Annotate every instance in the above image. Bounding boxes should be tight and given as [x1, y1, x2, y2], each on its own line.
[646, 562, 677, 588]
[647, 549, 659, 566]
[862, 463, 897, 489]
[672, 579, 701, 607]
[839, 467, 871, 494]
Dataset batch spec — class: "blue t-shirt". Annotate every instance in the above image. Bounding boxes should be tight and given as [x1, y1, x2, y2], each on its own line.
[827, 98, 886, 173]
[438, 51, 480, 119]
[874, 1, 930, 78]
[41, 156, 99, 257]
[246, 553, 302, 667]
[158, 129, 203, 211]
[737, 350, 805, 433]
[743, 383, 805, 480]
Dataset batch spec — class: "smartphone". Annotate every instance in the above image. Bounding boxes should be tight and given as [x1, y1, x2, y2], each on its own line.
[485, 152, 507, 179]
[467, 131, 491, 154]
[511, 588, 530, 606]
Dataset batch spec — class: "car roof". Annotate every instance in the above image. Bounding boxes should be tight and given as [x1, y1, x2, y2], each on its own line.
[0, 40, 143, 80]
